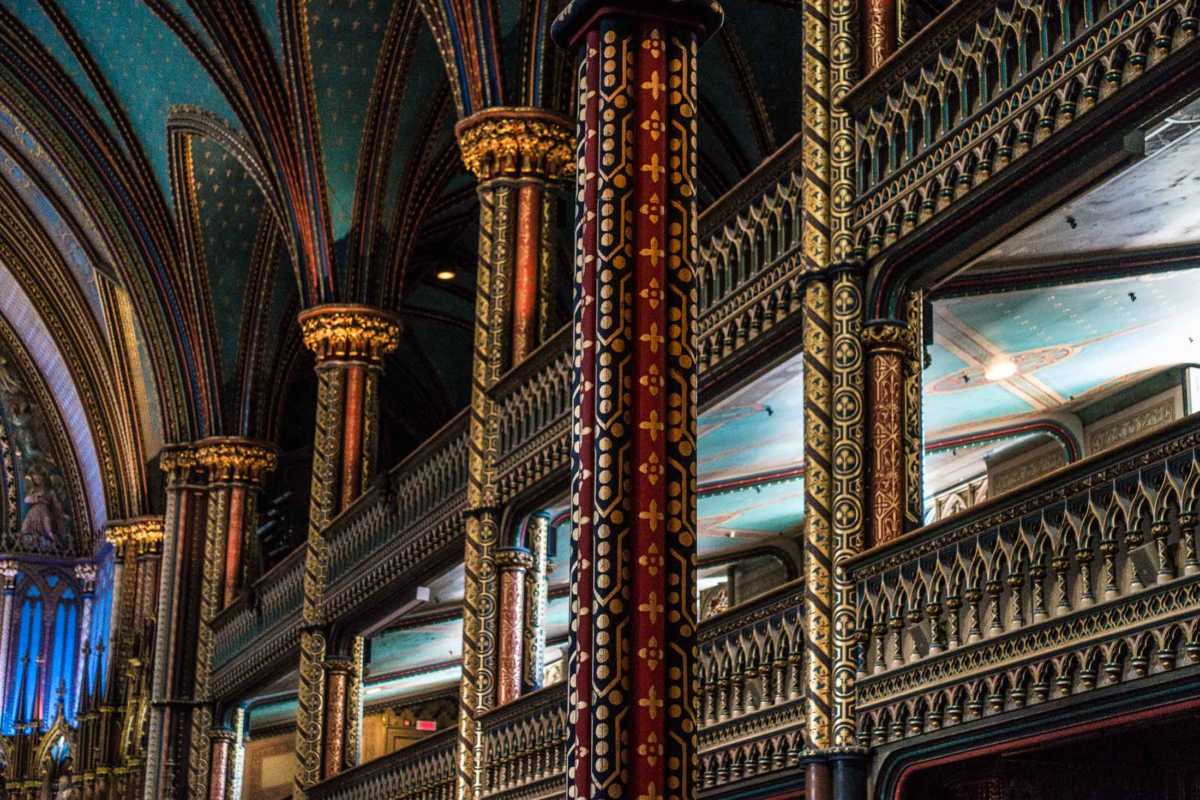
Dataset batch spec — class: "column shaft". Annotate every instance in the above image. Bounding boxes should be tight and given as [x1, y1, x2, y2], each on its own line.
[553, 4, 721, 797]
[452, 108, 572, 799]
[865, 323, 908, 547]
[523, 514, 551, 694]
[903, 290, 924, 531]
[495, 549, 531, 706]
[804, 277, 835, 753]
[863, 0, 897, 73]
[186, 440, 274, 800]
[292, 306, 399, 794]
[830, 266, 866, 750]
[0, 562, 18, 710]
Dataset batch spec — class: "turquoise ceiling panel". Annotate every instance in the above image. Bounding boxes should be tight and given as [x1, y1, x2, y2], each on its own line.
[698, 478, 806, 553]
[698, 353, 804, 483]
[308, 0, 392, 242]
[193, 137, 267, 384]
[41, 1, 238, 198]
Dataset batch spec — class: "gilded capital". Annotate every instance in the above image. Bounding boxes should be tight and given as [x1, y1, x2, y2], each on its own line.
[297, 304, 402, 367]
[862, 320, 910, 356]
[106, 516, 166, 552]
[455, 108, 574, 181]
[495, 546, 535, 572]
[73, 562, 99, 588]
[0, 559, 18, 588]
[193, 437, 277, 485]
[159, 444, 196, 485]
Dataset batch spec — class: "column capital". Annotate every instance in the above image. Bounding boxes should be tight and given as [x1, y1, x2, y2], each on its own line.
[862, 319, 910, 356]
[159, 443, 197, 486]
[298, 304, 402, 367]
[0, 559, 18, 588]
[105, 516, 165, 554]
[552, 0, 724, 48]
[495, 546, 535, 572]
[73, 562, 99, 590]
[455, 107, 574, 182]
[193, 437, 277, 485]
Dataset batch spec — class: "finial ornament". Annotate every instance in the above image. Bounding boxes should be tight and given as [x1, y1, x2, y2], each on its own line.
[455, 107, 574, 181]
[193, 437, 278, 484]
[297, 304, 402, 367]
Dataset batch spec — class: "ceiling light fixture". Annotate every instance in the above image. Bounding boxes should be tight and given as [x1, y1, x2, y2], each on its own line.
[984, 358, 1017, 382]
[435, 269, 456, 281]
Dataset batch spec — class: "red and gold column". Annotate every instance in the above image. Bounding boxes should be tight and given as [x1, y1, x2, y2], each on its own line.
[452, 111, 572, 799]
[144, 446, 208, 800]
[187, 439, 275, 799]
[494, 547, 533, 706]
[864, 321, 908, 547]
[553, 2, 722, 797]
[292, 305, 400, 794]
[863, 0, 896, 73]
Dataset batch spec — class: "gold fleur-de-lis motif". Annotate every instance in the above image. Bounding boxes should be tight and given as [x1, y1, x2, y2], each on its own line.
[639, 686, 663, 719]
[638, 637, 665, 670]
[641, 110, 665, 141]
[637, 732, 664, 765]
[640, 323, 664, 354]
[638, 592, 663, 623]
[638, 782, 662, 800]
[638, 451, 665, 483]
[639, 193, 665, 223]
[641, 153, 665, 182]
[640, 278, 664, 309]
[639, 237, 664, 266]
[641, 70, 665, 99]
[639, 500, 664, 532]
[639, 409, 664, 440]
[638, 543, 665, 576]
[639, 365, 665, 398]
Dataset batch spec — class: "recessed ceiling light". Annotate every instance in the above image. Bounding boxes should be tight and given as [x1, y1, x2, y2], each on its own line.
[435, 270, 456, 281]
[984, 358, 1017, 382]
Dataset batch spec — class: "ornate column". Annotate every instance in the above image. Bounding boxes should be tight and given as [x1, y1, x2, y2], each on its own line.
[206, 727, 234, 800]
[291, 305, 400, 794]
[553, 2, 721, 798]
[522, 512, 551, 694]
[187, 438, 275, 800]
[452, 111, 572, 799]
[145, 445, 208, 800]
[903, 290, 925, 531]
[864, 321, 908, 547]
[494, 547, 532, 706]
[72, 563, 97, 715]
[804, 275, 836, 784]
[863, 0, 896, 73]
[0, 560, 18, 707]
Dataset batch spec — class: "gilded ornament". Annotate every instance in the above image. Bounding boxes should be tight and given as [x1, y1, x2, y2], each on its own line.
[455, 108, 575, 181]
[193, 437, 278, 484]
[105, 516, 166, 549]
[297, 304, 402, 367]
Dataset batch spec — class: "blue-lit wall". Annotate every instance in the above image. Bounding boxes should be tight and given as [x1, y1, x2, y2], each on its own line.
[0, 556, 109, 734]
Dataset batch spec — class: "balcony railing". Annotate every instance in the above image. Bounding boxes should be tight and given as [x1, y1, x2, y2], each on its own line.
[849, 413, 1200, 749]
[210, 413, 469, 697]
[210, 133, 811, 695]
[301, 580, 807, 800]
[847, 0, 1197, 258]
[306, 727, 456, 800]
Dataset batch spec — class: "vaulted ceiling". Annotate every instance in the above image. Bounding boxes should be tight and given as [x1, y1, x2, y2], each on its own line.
[0, 0, 807, 533]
